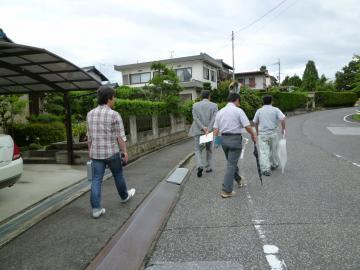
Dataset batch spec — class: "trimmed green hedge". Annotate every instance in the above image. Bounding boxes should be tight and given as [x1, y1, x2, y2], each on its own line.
[352, 87, 360, 98]
[315, 91, 357, 107]
[114, 99, 168, 117]
[256, 92, 308, 112]
[180, 100, 194, 124]
[12, 122, 66, 147]
[115, 86, 149, 100]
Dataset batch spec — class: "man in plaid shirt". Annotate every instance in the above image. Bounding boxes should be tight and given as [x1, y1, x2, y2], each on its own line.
[87, 86, 135, 218]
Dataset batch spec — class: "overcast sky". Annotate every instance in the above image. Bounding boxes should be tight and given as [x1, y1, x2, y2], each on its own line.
[2, 0, 359, 83]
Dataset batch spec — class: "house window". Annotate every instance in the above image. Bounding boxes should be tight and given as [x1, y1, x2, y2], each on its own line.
[122, 74, 129, 85]
[249, 77, 256, 88]
[238, 78, 245, 86]
[152, 71, 164, 78]
[130, 72, 151, 84]
[203, 67, 209, 80]
[210, 70, 216, 82]
[175, 68, 192, 82]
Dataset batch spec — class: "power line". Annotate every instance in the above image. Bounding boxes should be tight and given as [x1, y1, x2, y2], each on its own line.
[234, 0, 288, 34]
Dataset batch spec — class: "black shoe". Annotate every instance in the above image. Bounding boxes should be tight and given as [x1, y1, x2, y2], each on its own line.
[235, 175, 244, 188]
[197, 167, 203, 177]
[205, 169, 213, 173]
[262, 171, 271, 176]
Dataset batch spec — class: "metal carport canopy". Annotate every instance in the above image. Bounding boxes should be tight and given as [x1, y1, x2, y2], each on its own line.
[0, 41, 102, 164]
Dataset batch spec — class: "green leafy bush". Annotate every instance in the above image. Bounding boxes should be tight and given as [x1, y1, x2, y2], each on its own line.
[315, 91, 357, 107]
[352, 87, 360, 98]
[28, 113, 63, 123]
[72, 122, 87, 141]
[115, 86, 150, 100]
[29, 143, 42, 150]
[256, 92, 308, 112]
[114, 99, 168, 117]
[180, 100, 194, 124]
[239, 89, 262, 119]
[12, 122, 66, 146]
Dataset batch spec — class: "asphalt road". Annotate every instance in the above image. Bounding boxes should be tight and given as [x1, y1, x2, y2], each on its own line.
[147, 108, 360, 270]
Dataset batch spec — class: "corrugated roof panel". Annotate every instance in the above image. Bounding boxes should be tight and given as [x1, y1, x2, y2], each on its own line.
[8, 76, 37, 84]
[40, 73, 65, 82]
[42, 62, 77, 72]
[0, 56, 30, 65]
[22, 53, 59, 63]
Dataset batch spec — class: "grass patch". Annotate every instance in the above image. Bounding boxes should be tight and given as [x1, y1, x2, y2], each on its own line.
[352, 114, 360, 122]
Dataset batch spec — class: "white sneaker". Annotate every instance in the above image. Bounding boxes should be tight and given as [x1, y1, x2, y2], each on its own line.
[121, 188, 136, 203]
[92, 208, 106, 219]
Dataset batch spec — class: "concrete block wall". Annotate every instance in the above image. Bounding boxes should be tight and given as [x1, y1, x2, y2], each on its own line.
[55, 114, 188, 165]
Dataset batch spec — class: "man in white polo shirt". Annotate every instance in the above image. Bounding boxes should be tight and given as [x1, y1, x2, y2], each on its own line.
[253, 95, 286, 176]
[214, 93, 257, 198]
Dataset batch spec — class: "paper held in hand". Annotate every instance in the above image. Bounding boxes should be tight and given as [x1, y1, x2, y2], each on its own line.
[199, 132, 214, 144]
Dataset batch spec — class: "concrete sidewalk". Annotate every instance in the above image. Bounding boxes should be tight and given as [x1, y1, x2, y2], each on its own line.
[0, 139, 193, 270]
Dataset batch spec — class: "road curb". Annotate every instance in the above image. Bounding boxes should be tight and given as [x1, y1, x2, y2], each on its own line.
[86, 152, 195, 270]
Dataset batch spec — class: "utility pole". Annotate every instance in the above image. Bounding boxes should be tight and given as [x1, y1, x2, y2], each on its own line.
[278, 58, 281, 85]
[232, 30, 235, 81]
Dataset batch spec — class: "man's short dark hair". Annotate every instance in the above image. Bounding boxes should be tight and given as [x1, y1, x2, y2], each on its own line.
[201, 90, 210, 99]
[97, 85, 115, 105]
[263, 95, 272, 105]
[228, 92, 241, 102]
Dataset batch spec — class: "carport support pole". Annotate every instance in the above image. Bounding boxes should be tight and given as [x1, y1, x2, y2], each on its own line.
[64, 92, 74, 165]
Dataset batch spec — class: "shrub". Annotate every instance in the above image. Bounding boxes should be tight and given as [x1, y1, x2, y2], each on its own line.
[115, 86, 150, 100]
[180, 100, 194, 124]
[256, 92, 308, 112]
[352, 87, 360, 98]
[12, 122, 66, 147]
[315, 91, 358, 107]
[114, 99, 168, 117]
[239, 89, 262, 119]
[28, 113, 63, 123]
[72, 122, 87, 140]
[29, 143, 42, 150]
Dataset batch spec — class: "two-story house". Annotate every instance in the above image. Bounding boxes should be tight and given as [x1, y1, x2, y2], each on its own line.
[235, 70, 273, 90]
[114, 53, 232, 100]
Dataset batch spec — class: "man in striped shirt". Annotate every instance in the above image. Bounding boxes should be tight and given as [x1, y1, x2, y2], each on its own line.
[87, 86, 135, 218]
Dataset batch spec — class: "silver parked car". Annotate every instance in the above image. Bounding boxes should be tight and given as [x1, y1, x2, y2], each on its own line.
[0, 134, 23, 189]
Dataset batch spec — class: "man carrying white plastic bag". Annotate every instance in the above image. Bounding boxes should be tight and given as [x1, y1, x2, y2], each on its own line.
[253, 95, 286, 176]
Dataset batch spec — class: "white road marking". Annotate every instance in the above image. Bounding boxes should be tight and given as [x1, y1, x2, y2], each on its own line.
[343, 113, 360, 125]
[244, 187, 287, 269]
[266, 255, 284, 270]
[264, 245, 280, 254]
[333, 153, 360, 169]
[240, 138, 249, 160]
[327, 127, 360, 135]
[343, 114, 353, 124]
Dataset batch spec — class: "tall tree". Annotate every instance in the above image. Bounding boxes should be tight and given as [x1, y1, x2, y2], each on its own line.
[282, 75, 302, 87]
[281, 75, 290, 86]
[148, 62, 182, 99]
[302, 60, 319, 91]
[260, 65, 267, 72]
[335, 55, 360, 91]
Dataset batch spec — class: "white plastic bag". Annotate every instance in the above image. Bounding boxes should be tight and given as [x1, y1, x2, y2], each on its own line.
[277, 135, 287, 174]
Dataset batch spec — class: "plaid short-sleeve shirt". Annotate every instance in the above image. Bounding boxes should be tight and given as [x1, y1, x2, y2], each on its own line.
[87, 105, 127, 160]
